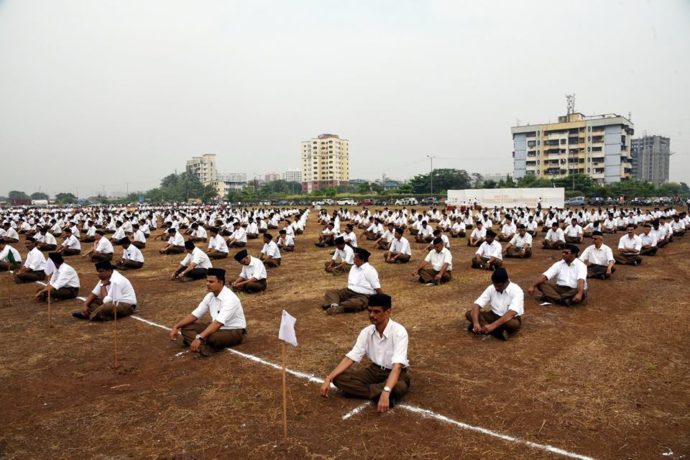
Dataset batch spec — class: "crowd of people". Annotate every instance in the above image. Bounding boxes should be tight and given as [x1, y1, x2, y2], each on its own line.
[1, 201, 688, 413]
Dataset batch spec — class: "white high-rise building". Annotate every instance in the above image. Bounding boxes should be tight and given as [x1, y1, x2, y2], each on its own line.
[283, 169, 302, 183]
[301, 134, 349, 192]
[512, 112, 634, 184]
[186, 154, 217, 185]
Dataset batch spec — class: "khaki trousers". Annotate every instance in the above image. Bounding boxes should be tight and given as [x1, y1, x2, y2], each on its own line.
[181, 322, 245, 353]
[542, 240, 565, 250]
[208, 250, 229, 260]
[324, 288, 369, 312]
[324, 262, 352, 275]
[418, 268, 452, 284]
[235, 278, 267, 293]
[464, 309, 522, 334]
[539, 281, 583, 305]
[38, 286, 79, 301]
[586, 264, 614, 278]
[471, 257, 503, 270]
[88, 300, 136, 321]
[333, 364, 410, 400]
[505, 247, 532, 258]
[90, 252, 113, 263]
[14, 270, 46, 283]
[262, 257, 281, 268]
[385, 253, 410, 264]
[614, 253, 641, 265]
[116, 260, 144, 270]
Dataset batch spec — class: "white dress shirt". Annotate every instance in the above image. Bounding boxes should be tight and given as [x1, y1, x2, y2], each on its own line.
[50, 263, 80, 289]
[62, 235, 81, 251]
[618, 234, 642, 252]
[95, 237, 114, 254]
[543, 259, 588, 290]
[424, 247, 453, 271]
[579, 244, 614, 266]
[474, 281, 524, 317]
[347, 262, 381, 295]
[91, 270, 137, 305]
[261, 240, 281, 259]
[476, 241, 503, 260]
[346, 319, 409, 369]
[389, 237, 411, 256]
[508, 232, 532, 249]
[123, 245, 145, 263]
[332, 245, 355, 264]
[0, 245, 22, 264]
[24, 247, 46, 271]
[192, 286, 246, 330]
[181, 247, 213, 269]
[240, 256, 267, 281]
[208, 234, 229, 253]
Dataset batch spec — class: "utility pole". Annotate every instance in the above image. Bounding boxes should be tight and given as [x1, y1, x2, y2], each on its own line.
[427, 155, 435, 195]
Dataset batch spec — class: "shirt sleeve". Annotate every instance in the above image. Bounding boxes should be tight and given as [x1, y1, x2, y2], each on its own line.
[543, 262, 559, 280]
[474, 285, 493, 306]
[391, 328, 409, 366]
[364, 265, 381, 289]
[345, 328, 369, 363]
[191, 294, 210, 319]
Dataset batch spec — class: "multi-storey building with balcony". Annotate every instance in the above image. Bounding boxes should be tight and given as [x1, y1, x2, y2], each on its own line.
[631, 135, 670, 185]
[512, 112, 634, 184]
[301, 134, 349, 192]
[186, 154, 217, 186]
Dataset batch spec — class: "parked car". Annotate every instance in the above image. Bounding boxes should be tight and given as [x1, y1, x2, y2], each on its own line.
[336, 198, 357, 206]
[359, 199, 374, 206]
[565, 196, 586, 206]
[394, 197, 418, 206]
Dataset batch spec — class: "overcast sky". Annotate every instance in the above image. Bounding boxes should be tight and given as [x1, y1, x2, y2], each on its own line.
[1, 0, 688, 197]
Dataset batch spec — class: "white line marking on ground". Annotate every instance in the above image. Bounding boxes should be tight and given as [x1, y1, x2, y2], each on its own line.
[22, 284, 595, 460]
[342, 403, 369, 420]
[399, 404, 594, 460]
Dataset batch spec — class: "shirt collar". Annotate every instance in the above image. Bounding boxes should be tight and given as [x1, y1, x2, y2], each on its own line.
[372, 319, 394, 339]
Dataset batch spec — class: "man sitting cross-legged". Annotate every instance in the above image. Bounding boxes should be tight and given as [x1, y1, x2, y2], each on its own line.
[169, 268, 247, 357]
[411, 237, 452, 285]
[320, 294, 410, 413]
[465, 268, 523, 341]
[72, 260, 138, 321]
[528, 244, 587, 306]
[579, 231, 615, 279]
[171, 240, 213, 282]
[325, 237, 354, 275]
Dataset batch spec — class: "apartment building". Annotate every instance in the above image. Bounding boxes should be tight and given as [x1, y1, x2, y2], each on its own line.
[186, 154, 217, 186]
[631, 135, 670, 185]
[512, 112, 634, 184]
[301, 134, 349, 192]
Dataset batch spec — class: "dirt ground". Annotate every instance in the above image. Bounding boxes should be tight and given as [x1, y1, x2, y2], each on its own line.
[1, 207, 689, 459]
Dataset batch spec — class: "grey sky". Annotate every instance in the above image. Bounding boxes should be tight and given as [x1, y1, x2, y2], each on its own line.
[1, 0, 688, 197]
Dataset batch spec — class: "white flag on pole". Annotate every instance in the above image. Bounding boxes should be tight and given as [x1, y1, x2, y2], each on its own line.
[278, 310, 298, 347]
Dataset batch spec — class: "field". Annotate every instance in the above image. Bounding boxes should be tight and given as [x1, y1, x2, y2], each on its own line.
[1, 209, 689, 459]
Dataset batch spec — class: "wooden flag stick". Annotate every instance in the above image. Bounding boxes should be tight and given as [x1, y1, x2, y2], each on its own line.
[113, 302, 119, 369]
[47, 288, 53, 328]
[5, 273, 12, 307]
[281, 340, 288, 444]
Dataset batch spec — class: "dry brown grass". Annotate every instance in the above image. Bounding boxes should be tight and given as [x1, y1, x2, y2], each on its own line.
[0, 207, 689, 459]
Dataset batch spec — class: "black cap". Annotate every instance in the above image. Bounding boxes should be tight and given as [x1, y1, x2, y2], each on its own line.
[432, 237, 443, 245]
[119, 237, 130, 245]
[354, 247, 371, 260]
[368, 293, 392, 309]
[564, 244, 580, 255]
[184, 240, 195, 250]
[234, 249, 248, 262]
[491, 267, 509, 284]
[207, 268, 226, 281]
[48, 252, 63, 265]
[95, 260, 114, 270]
[335, 236, 345, 245]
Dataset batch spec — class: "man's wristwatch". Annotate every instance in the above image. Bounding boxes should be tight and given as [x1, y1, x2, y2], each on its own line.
[195, 334, 205, 341]
[383, 386, 392, 393]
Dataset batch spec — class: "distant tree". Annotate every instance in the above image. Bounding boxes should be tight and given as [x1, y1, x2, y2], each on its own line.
[55, 193, 78, 204]
[483, 180, 497, 189]
[30, 192, 49, 200]
[409, 168, 472, 194]
[8, 191, 30, 200]
[471, 173, 483, 188]
[394, 184, 414, 194]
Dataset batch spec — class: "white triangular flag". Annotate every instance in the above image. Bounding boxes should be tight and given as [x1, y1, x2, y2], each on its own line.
[278, 310, 298, 347]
